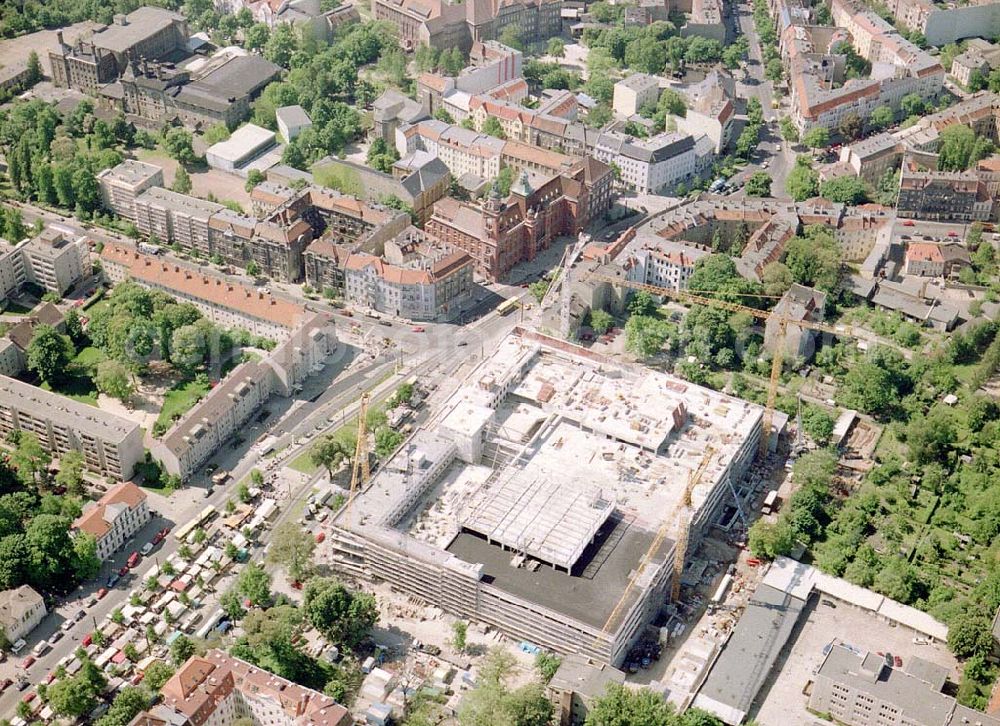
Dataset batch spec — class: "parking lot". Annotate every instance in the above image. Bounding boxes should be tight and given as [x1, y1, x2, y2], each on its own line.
[751, 596, 958, 725]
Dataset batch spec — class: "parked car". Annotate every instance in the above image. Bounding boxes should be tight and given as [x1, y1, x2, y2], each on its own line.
[61, 620, 75, 634]
[97, 588, 108, 599]
[0, 678, 12, 692]
[107, 573, 121, 588]
[411, 326, 425, 333]
[74, 609, 86, 622]
[141, 542, 154, 556]
[152, 532, 165, 545]
[20, 656, 35, 669]
[127, 552, 141, 568]
[119, 566, 129, 577]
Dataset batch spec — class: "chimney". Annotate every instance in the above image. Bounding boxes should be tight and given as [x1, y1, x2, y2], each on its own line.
[114, 13, 128, 25]
[56, 31, 64, 47]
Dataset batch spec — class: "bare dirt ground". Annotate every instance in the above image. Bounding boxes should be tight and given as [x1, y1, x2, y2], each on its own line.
[136, 149, 252, 211]
[0, 22, 97, 75]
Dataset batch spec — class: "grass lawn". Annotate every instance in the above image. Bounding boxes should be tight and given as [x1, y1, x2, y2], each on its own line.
[288, 448, 321, 475]
[154, 377, 211, 435]
[73, 346, 107, 372]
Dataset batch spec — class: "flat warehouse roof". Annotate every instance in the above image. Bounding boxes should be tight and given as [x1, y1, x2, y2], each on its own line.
[445, 514, 664, 631]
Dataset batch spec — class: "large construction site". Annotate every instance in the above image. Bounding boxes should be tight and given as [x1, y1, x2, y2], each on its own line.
[328, 329, 766, 666]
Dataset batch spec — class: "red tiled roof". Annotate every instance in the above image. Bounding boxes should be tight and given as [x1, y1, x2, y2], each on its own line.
[73, 482, 146, 540]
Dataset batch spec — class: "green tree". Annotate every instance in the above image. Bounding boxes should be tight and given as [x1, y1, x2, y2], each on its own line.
[244, 22, 270, 50]
[170, 634, 198, 665]
[819, 176, 868, 205]
[868, 105, 894, 131]
[785, 156, 820, 200]
[938, 123, 994, 172]
[948, 612, 994, 659]
[482, 116, 506, 139]
[748, 518, 796, 560]
[162, 128, 197, 164]
[585, 683, 701, 725]
[801, 406, 835, 444]
[745, 171, 772, 197]
[143, 660, 176, 690]
[374, 427, 403, 458]
[802, 125, 831, 150]
[547, 37, 565, 57]
[73, 531, 101, 581]
[625, 315, 671, 358]
[55, 449, 86, 495]
[96, 687, 148, 726]
[761, 261, 793, 296]
[26, 324, 74, 384]
[238, 563, 272, 606]
[47, 673, 99, 717]
[94, 359, 135, 405]
[900, 93, 925, 118]
[12, 432, 50, 487]
[589, 309, 614, 334]
[779, 116, 799, 142]
[452, 620, 467, 653]
[171, 166, 192, 194]
[311, 436, 350, 477]
[783, 226, 842, 292]
[25, 51, 42, 85]
[499, 24, 524, 51]
[245, 169, 265, 192]
[837, 111, 863, 141]
[267, 520, 316, 581]
[535, 651, 561, 683]
[302, 577, 378, 650]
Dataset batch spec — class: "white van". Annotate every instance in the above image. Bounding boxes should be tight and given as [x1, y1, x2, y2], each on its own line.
[10, 639, 26, 654]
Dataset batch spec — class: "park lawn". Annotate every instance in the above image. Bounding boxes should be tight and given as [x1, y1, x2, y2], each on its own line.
[155, 377, 212, 434]
[288, 448, 321, 475]
[73, 346, 107, 372]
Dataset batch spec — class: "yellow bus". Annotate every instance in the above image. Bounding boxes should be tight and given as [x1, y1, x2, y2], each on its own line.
[497, 297, 521, 316]
[174, 505, 218, 541]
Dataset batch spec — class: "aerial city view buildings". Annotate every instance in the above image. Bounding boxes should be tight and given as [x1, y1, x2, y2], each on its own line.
[0, 0, 995, 723]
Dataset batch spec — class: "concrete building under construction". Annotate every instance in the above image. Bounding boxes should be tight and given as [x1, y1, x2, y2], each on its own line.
[328, 329, 765, 666]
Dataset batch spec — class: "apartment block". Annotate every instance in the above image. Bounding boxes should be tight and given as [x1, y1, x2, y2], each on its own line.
[620, 235, 709, 292]
[21, 228, 87, 296]
[372, 0, 560, 53]
[613, 73, 661, 117]
[675, 70, 736, 155]
[897, 166, 993, 222]
[72, 482, 151, 561]
[594, 131, 697, 195]
[101, 243, 307, 341]
[0, 239, 26, 302]
[152, 360, 274, 481]
[0, 374, 143, 480]
[780, 0, 944, 134]
[48, 7, 189, 93]
[97, 160, 164, 221]
[332, 227, 473, 321]
[881, 0, 1000, 46]
[416, 41, 522, 116]
[0, 586, 46, 645]
[133, 187, 223, 257]
[149, 649, 350, 725]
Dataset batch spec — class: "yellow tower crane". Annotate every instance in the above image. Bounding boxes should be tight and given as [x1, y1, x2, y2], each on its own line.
[671, 446, 715, 602]
[345, 392, 371, 524]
